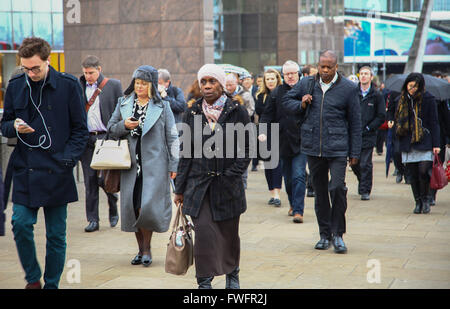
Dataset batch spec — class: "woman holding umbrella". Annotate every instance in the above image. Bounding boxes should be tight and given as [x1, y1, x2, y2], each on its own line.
[388, 73, 440, 214]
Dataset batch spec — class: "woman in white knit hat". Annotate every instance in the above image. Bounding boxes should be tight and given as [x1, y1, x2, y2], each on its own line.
[174, 64, 252, 289]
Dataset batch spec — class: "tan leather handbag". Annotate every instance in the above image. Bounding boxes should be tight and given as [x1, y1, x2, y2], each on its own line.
[90, 138, 131, 170]
[165, 203, 194, 276]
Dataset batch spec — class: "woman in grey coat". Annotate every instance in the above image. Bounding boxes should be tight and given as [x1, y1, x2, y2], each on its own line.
[108, 65, 179, 267]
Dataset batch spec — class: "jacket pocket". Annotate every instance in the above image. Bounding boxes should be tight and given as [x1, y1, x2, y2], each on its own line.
[327, 126, 348, 151]
[301, 125, 313, 149]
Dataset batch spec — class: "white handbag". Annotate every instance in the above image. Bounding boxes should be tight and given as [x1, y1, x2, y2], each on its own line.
[90, 138, 131, 170]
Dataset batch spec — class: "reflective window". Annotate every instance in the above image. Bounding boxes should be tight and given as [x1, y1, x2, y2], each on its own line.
[52, 13, 64, 50]
[0, 1, 12, 11]
[0, 13, 13, 50]
[0, 0, 63, 50]
[12, 0, 32, 11]
[32, 0, 52, 12]
[33, 13, 52, 43]
[52, 0, 63, 12]
[214, 0, 278, 74]
[13, 12, 33, 48]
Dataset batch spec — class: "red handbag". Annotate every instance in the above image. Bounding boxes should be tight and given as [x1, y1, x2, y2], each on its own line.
[445, 164, 450, 182]
[430, 153, 448, 190]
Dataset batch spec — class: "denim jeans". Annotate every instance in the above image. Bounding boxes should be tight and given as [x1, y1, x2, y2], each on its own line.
[11, 204, 67, 289]
[281, 152, 307, 215]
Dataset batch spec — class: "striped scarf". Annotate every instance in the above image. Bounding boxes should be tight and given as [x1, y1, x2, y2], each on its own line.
[395, 93, 424, 144]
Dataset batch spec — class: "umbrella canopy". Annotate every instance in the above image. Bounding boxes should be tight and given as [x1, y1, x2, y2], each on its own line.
[217, 63, 251, 79]
[385, 73, 450, 101]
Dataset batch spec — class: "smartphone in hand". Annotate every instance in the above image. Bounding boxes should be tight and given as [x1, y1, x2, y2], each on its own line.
[129, 117, 138, 121]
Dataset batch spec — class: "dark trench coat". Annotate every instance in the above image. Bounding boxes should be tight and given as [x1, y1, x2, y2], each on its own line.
[175, 96, 252, 222]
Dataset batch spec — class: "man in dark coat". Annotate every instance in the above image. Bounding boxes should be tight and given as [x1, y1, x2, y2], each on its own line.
[79, 55, 123, 232]
[0, 37, 88, 289]
[158, 68, 186, 124]
[350, 66, 386, 200]
[259, 60, 307, 223]
[283, 50, 362, 254]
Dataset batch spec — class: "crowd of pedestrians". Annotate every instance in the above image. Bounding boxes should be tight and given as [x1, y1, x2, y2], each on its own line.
[1, 37, 449, 289]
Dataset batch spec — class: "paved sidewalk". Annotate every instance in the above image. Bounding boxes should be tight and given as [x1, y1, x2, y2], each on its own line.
[0, 155, 449, 289]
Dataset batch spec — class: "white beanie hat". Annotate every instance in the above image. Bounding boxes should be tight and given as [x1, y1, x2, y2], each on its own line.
[197, 64, 226, 90]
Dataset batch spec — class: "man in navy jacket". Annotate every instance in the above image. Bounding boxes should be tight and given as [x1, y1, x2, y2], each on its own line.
[0, 37, 88, 288]
[350, 66, 386, 201]
[283, 50, 361, 254]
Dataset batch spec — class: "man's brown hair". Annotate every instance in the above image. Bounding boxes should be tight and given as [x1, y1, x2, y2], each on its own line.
[18, 37, 51, 60]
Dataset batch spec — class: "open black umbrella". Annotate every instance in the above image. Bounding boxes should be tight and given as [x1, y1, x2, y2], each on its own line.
[385, 74, 450, 101]
[385, 128, 394, 178]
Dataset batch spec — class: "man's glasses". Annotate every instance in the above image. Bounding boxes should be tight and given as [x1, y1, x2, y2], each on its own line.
[21, 65, 43, 74]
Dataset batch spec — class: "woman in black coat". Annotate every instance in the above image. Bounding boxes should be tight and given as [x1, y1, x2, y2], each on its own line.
[389, 73, 440, 214]
[174, 64, 251, 289]
[255, 69, 283, 206]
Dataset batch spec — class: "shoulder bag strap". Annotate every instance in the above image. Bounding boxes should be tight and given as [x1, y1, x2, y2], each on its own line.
[86, 78, 110, 112]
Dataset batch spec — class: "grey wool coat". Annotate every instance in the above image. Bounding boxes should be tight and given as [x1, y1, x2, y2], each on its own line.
[107, 93, 179, 233]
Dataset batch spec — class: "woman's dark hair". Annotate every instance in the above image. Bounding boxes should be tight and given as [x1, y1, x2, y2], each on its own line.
[18, 37, 51, 60]
[402, 72, 425, 97]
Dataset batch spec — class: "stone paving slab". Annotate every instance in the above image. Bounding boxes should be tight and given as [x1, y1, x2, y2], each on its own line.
[0, 155, 449, 289]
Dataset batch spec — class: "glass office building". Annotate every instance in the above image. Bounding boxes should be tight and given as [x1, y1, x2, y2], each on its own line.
[0, 0, 64, 109]
[213, 0, 278, 75]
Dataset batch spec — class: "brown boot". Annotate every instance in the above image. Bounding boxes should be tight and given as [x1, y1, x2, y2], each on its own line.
[293, 214, 303, 223]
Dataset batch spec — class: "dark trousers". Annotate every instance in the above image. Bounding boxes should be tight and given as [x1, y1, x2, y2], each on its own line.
[263, 160, 283, 190]
[376, 129, 386, 154]
[308, 156, 348, 239]
[406, 161, 432, 202]
[350, 147, 373, 195]
[12, 204, 67, 289]
[80, 134, 118, 223]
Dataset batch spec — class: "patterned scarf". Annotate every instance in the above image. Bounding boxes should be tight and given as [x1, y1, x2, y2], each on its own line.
[395, 92, 424, 144]
[202, 94, 227, 129]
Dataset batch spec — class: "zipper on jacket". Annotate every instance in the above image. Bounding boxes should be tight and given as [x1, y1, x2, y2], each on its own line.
[319, 91, 325, 157]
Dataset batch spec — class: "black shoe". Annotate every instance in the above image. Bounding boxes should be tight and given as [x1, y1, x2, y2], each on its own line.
[226, 267, 240, 289]
[396, 174, 403, 184]
[268, 198, 275, 205]
[251, 166, 258, 172]
[131, 254, 142, 265]
[314, 237, 330, 250]
[109, 215, 119, 228]
[197, 277, 213, 289]
[272, 198, 281, 207]
[84, 221, 99, 232]
[413, 199, 422, 214]
[142, 254, 152, 267]
[361, 193, 370, 201]
[307, 190, 315, 197]
[332, 236, 347, 254]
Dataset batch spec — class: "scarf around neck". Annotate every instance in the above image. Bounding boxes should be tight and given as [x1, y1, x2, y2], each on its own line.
[395, 92, 424, 144]
[202, 94, 227, 129]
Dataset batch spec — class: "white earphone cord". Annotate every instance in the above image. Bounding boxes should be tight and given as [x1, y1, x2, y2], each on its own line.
[15, 70, 52, 149]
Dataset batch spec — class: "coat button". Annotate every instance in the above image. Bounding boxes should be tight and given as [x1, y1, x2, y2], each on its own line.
[29, 169, 33, 172]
